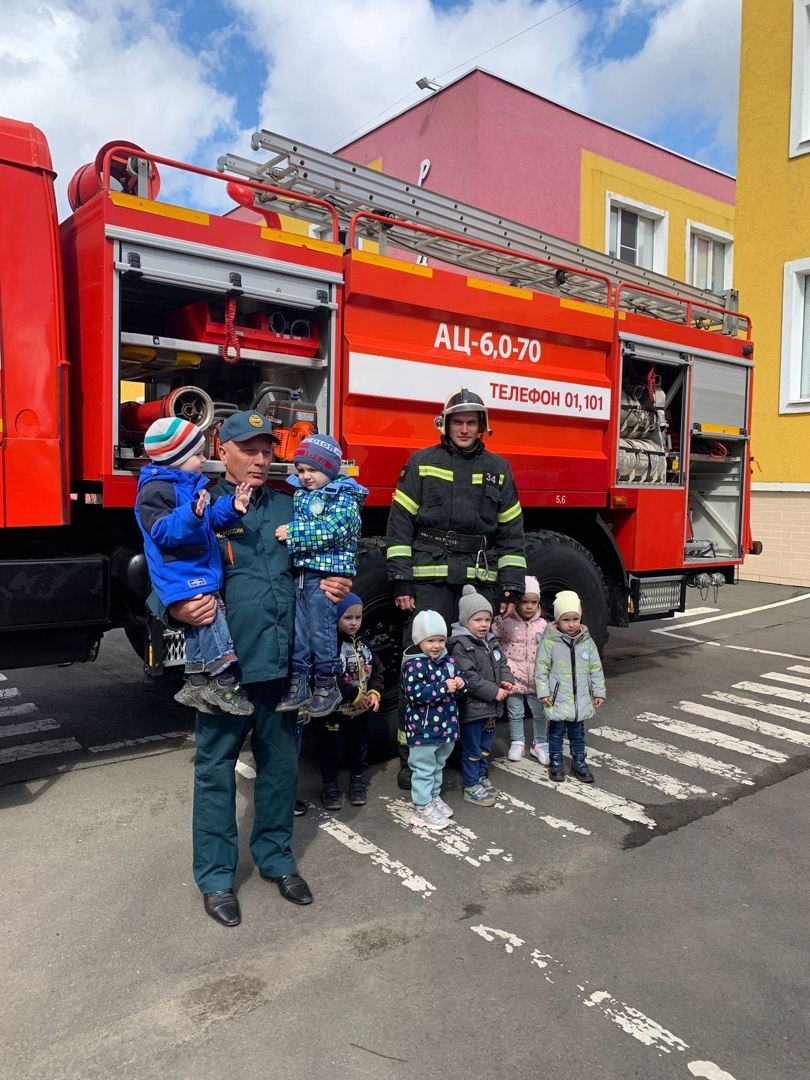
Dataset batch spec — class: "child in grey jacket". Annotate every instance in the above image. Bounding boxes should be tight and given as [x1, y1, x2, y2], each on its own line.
[450, 585, 516, 807]
[535, 590, 605, 783]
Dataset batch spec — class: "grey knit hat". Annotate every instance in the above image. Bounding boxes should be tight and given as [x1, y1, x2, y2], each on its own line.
[458, 584, 492, 625]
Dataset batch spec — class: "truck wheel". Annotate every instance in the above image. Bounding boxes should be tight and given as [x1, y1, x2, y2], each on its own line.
[525, 530, 608, 653]
[353, 539, 406, 759]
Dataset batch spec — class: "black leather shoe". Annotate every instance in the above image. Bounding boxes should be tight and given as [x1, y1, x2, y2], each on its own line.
[203, 888, 241, 926]
[293, 799, 308, 817]
[266, 873, 313, 905]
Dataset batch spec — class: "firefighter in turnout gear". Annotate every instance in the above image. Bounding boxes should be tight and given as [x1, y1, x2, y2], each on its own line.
[386, 387, 527, 788]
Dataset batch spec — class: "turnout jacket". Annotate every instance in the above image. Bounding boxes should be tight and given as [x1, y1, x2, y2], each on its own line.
[400, 645, 465, 745]
[449, 623, 515, 723]
[385, 438, 526, 593]
[285, 474, 367, 576]
[135, 465, 243, 607]
[337, 631, 384, 717]
[535, 623, 606, 725]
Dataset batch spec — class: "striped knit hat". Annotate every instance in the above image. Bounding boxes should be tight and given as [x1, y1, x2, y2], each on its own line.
[293, 433, 342, 481]
[143, 417, 206, 468]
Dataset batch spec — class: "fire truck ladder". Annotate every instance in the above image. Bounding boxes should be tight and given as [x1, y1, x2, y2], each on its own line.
[219, 131, 742, 332]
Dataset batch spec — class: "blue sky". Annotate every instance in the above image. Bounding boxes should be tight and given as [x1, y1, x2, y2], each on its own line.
[0, 0, 741, 214]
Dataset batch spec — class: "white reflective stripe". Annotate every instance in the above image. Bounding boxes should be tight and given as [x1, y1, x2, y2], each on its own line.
[466, 567, 497, 582]
[392, 489, 419, 515]
[496, 502, 522, 524]
[386, 545, 412, 559]
[497, 554, 527, 569]
[635, 713, 787, 763]
[589, 726, 753, 784]
[413, 565, 449, 578]
[418, 465, 453, 481]
[706, 691, 810, 725]
[676, 700, 810, 748]
[587, 748, 708, 800]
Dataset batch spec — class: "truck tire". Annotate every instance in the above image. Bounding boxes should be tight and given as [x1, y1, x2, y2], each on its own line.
[525, 530, 608, 653]
[353, 538, 405, 759]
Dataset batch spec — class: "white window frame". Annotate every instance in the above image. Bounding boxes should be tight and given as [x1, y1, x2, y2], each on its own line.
[685, 220, 734, 293]
[780, 256, 810, 413]
[605, 192, 668, 274]
[790, 0, 810, 157]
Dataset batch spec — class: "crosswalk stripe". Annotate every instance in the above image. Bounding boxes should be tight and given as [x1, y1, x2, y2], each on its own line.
[760, 671, 810, 689]
[0, 718, 60, 739]
[707, 691, 810, 725]
[677, 700, 810, 748]
[0, 702, 37, 717]
[0, 687, 20, 700]
[589, 726, 753, 785]
[787, 665, 810, 676]
[88, 732, 189, 753]
[317, 809, 437, 898]
[494, 790, 591, 835]
[587, 748, 709, 799]
[492, 758, 657, 829]
[384, 797, 514, 868]
[0, 738, 82, 764]
[635, 713, 787, 763]
[733, 680, 810, 705]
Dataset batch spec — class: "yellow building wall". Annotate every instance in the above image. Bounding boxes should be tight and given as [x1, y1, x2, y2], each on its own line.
[579, 151, 735, 284]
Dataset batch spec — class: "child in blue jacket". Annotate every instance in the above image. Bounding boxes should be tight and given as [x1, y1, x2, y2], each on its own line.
[275, 434, 367, 719]
[134, 416, 252, 716]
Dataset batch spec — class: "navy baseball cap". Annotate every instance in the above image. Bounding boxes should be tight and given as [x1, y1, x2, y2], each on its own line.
[218, 411, 280, 445]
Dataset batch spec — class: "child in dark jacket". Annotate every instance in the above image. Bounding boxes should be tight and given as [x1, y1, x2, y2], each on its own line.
[319, 592, 384, 811]
[134, 416, 253, 716]
[450, 585, 516, 807]
[401, 610, 466, 832]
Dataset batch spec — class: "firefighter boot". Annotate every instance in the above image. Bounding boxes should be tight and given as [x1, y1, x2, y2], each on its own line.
[277, 674, 312, 713]
[309, 676, 341, 718]
[571, 754, 594, 783]
[548, 753, 565, 782]
[397, 742, 412, 790]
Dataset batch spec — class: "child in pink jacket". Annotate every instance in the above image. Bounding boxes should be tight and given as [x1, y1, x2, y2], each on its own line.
[493, 575, 549, 763]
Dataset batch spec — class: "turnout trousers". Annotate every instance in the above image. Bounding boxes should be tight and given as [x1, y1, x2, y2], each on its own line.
[192, 678, 298, 893]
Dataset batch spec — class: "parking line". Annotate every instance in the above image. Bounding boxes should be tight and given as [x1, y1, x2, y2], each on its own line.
[653, 592, 810, 633]
[635, 713, 787, 764]
[677, 700, 810, 748]
[590, 726, 752, 785]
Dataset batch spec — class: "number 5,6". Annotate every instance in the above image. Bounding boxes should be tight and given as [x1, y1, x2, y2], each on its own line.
[555, 494, 567, 505]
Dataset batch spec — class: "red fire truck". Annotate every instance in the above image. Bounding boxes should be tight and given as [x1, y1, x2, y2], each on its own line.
[0, 117, 759, 708]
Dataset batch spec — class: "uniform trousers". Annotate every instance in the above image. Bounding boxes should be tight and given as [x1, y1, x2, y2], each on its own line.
[192, 678, 298, 893]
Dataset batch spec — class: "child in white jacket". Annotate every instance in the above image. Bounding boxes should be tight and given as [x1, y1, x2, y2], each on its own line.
[493, 575, 549, 763]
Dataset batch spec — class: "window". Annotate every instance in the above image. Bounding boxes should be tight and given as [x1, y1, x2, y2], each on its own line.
[687, 223, 733, 294]
[790, 0, 810, 157]
[605, 194, 668, 274]
[780, 256, 810, 413]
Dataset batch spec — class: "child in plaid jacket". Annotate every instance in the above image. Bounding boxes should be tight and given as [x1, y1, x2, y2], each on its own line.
[275, 434, 368, 718]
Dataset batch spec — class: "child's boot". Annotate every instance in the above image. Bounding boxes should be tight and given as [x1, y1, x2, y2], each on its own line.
[277, 673, 312, 713]
[548, 753, 565, 782]
[571, 754, 594, 783]
[203, 677, 254, 716]
[309, 676, 341, 718]
[349, 773, 367, 806]
[321, 778, 343, 811]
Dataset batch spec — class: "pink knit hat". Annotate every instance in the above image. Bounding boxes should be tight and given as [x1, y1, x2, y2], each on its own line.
[522, 575, 541, 597]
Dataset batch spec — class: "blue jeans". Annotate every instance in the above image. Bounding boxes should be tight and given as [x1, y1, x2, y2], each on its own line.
[409, 741, 455, 808]
[547, 719, 586, 759]
[460, 720, 496, 788]
[184, 595, 237, 676]
[291, 569, 340, 678]
[506, 693, 548, 747]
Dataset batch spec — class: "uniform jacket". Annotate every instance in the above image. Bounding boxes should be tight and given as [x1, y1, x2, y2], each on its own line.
[535, 623, 606, 724]
[449, 623, 515, 723]
[400, 645, 465, 745]
[285, 475, 367, 576]
[337, 632, 384, 717]
[493, 609, 548, 695]
[135, 465, 243, 607]
[385, 438, 527, 592]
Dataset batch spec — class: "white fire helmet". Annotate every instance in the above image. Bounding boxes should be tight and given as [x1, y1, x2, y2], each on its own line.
[434, 386, 491, 436]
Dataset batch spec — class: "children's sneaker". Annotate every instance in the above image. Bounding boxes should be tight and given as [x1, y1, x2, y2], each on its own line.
[571, 754, 594, 783]
[321, 779, 342, 811]
[507, 741, 525, 762]
[548, 753, 565, 782]
[411, 803, 450, 831]
[431, 795, 454, 819]
[202, 679, 254, 716]
[479, 776, 496, 795]
[174, 680, 212, 710]
[277, 674, 312, 713]
[308, 677, 341, 718]
[530, 742, 550, 766]
[463, 783, 496, 807]
[349, 773, 367, 806]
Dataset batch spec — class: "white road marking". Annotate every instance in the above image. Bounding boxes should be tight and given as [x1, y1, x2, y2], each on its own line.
[718, 645, 810, 660]
[677, 700, 810, 749]
[0, 701, 37, 717]
[0, 687, 20, 700]
[672, 607, 718, 618]
[760, 670, 810, 689]
[587, 748, 709, 800]
[471, 924, 738, 1076]
[635, 713, 787, 764]
[706, 691, 810, 726]
[492, 757, 657, 829]
[788, 664, 810, 675]
[0, 738, 82, 764]
[494, 790, 591, 835]
[383, 796, 513, 867]
[317, 811, 436, 898]
[733, 680, 810, 705]
[590, 726, 752, 785]
[653, 591, 810, 632]
[88, 731, 189, 753]
[0, 673, 6, 681]
[235, 759, 256, 778]
[0, 718, 60, 739]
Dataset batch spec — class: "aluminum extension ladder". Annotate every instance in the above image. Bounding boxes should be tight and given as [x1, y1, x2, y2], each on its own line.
[218, 131, 740, 331]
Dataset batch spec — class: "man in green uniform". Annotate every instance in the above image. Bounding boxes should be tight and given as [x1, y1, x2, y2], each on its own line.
[386, 387, 527, 787]
[169, 411, 348, 927]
